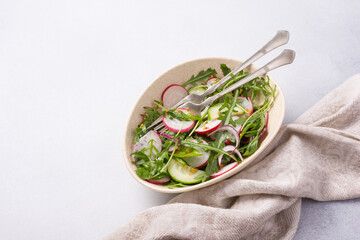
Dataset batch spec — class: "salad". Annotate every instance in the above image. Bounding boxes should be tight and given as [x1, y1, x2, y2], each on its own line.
[131, 64, 276, 188]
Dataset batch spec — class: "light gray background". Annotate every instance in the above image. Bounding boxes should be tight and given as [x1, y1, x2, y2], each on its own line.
[1, 0, 359, 239]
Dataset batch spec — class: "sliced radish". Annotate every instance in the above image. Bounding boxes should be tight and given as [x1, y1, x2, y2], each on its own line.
[218, 145, 244, 168]
[133, 130, 162, 160]
[146, 176, 171, 185]
[206, 77, 219, 86]
[163, 108, 195, 133]
[195, 119, 222, 134]
[161, 84, 188, 109]
[183, 139, 210, 168]
[208, 125, 240, 152]
[168, 144, 177, 152]
[259, 112, 269, 138]
[237, 97, 253, 116]
[210, 162, 238, 178]
[264, 111, 269, 127]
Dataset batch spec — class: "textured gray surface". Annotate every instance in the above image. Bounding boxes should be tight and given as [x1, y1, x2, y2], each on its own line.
[295, 199, 360, 240]
[0, 0, 359, 239]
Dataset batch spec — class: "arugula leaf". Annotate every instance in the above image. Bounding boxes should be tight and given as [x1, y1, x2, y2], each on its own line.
[182, 68, 217, 87]
[243, 136, 259, 157]
[165, 180, 189, 188]
[173, 147, 203, 158]
[206, 89, 240, 175]
[130, 152, 150, 162]
[165, 109, 201, 122]
[134, 104, 161, 143]
[136, 167, 151, 179]
[220, 63, 231, 76]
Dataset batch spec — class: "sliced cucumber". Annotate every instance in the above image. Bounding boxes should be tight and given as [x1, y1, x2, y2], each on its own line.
[208, 103, 225, 120]
[208, 103, 244, 120]
[188, 85, 207, 95]
[168, 158, 207, 184]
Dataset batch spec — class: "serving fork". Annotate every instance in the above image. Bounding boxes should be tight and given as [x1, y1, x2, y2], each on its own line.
[149, 30, 295, 131]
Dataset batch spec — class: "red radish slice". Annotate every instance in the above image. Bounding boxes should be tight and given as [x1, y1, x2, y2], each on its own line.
[210, 162, 238, 178]
[238, 96, 253, 116]
[146, 176, 171, 185]
[264, 111, 269, 127]
[133, 131, 162, 160]
[195, 119, 222, 134]
[206, 77, 219, 86]
[208, 125, 240, 152]
[168, 145, 177, 152]
[133, 130, 162, 152]
[259, 112, 269, 138]
[183, 139, 210, 168]
[163, 108, 195, 133]
[217, 145, 244, 167]
[161, 84, 188, 109]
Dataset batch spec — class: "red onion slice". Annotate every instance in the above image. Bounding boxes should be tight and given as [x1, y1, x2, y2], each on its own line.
[156, 131, 181, 144]
[217, 145, 244, 168]
[208, 125, 240, 151]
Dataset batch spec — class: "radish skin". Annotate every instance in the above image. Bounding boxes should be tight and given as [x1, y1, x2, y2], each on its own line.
[133, 130, 162, 155]
[161, 84, 188, 109]
[182, 139, 210, 168]
[238, 96, 253, 116]
[206, 77, 219, 86]
[163, 108, 195, 133]
[195, 120, 222, 134]
[146, 176, 171, 185]
[210, 162, 238, 178]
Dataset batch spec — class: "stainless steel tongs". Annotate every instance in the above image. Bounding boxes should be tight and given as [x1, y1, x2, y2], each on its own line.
[149, 30, 295, 131]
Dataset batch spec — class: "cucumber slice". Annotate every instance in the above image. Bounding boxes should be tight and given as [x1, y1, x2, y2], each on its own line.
[188, 85, 207, 95]
[208, 103, 225, 120]
[208, 103, 245, 120]
[168, 159, 207, 184]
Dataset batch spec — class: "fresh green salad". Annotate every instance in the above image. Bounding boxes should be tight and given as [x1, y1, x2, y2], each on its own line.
[131, 64, 276, 188]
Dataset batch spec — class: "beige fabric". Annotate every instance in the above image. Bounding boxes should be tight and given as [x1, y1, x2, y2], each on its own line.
[106, 74, 360, 240]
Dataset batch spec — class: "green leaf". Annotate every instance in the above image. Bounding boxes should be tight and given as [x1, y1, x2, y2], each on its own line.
[173, 147, 203, 158]
[182, 68, 217, 87]
[243, 137, 259, 157]
[130, 152, 150, 162]
[220, 63, 231, 76]
[136, 167, 151, 179]
[205, 89, 240, 175]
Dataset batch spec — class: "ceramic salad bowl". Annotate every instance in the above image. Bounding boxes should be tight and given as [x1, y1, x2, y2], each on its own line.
[123, 57, 285, 193]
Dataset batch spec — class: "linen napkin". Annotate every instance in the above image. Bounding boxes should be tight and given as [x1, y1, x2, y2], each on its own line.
[106, 74, 360, 240]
